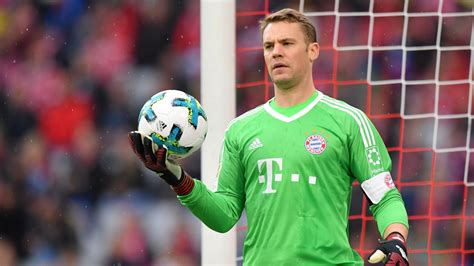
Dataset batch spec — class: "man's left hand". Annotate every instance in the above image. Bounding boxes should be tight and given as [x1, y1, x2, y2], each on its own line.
[368, 232, 409, 265]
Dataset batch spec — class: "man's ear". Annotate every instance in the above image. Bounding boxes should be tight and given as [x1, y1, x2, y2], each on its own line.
[308, 42, 320, 62]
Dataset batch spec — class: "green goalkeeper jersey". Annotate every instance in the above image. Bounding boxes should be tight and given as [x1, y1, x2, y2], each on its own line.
[178, 91, 408, 265]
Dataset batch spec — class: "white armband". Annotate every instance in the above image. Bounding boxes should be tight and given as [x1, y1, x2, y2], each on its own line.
[361, 171, 395, 204]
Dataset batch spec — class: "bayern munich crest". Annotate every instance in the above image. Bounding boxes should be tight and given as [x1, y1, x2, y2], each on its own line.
[385, 173, 395, 189]
[305, 135, 326, 154]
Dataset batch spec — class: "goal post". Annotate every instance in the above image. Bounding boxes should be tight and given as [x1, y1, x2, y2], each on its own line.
[200, 0, 237, 265]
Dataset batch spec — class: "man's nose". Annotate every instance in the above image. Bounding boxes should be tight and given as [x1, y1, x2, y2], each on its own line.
[272, 43, 283, 58]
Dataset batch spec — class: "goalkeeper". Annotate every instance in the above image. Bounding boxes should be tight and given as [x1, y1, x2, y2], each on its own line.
[129, 8, 409, 265]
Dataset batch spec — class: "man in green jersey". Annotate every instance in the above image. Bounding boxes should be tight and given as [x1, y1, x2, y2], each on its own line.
[129, 8, 409, 265]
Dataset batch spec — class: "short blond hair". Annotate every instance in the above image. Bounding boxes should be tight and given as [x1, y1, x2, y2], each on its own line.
[259, 8, 318, 44]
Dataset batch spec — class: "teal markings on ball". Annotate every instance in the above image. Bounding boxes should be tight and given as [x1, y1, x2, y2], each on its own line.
[172, 96, 207, 129]
[137, 89, 207, 159]
[138, 91, 167, 122]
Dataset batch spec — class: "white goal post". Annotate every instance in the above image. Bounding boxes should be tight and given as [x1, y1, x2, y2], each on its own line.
[200, 0, 237, 265]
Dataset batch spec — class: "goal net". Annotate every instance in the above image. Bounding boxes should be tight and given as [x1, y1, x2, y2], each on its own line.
[233, 0, 473, 265]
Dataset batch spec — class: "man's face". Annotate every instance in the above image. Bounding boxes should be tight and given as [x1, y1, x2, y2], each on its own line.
[262, 21, 318, 89]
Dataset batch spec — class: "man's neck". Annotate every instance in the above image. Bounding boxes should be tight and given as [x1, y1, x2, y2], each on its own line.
[273, 80, 316, 107]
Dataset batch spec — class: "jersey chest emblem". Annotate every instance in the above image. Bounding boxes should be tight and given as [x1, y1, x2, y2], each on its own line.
[305, 135, 326, 154]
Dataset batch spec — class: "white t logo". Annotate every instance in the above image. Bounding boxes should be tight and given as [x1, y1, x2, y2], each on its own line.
[257, 158, 283, 194]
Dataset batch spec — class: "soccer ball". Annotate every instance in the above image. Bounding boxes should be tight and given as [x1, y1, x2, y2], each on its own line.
[137, 90, 207, 160]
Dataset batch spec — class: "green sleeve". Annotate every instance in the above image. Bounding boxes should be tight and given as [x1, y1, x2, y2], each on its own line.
[177, 127, 245, 233]
[344, 109, 409, 236]
[369, 189, 409, 236]
[348, 111, 392, 181]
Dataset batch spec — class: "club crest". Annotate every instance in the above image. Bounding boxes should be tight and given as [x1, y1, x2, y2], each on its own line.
[305, 135, 326, 154]
[385, 173, 395, 189]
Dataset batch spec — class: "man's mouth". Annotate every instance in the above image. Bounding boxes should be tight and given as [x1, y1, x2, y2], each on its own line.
[272, 63, 288, 70]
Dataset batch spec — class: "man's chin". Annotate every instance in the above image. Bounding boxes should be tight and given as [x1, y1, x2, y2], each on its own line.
[273, 78, 295, 90]
[271, 74, 289, 83]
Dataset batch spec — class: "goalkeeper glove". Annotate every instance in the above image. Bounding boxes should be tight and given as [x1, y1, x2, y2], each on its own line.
[128, 131, 194, 195]
[368, 232, 409, 266]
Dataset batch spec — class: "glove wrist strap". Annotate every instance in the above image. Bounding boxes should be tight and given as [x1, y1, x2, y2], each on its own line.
[386, 231, 406, 244]
[172, 173, 195, 196]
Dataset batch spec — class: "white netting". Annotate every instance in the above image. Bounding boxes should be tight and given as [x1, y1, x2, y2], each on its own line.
[232, 0, 473, 264]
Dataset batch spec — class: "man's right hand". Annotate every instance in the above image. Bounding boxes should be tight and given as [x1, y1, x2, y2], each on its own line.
[128, 131, 194, 194]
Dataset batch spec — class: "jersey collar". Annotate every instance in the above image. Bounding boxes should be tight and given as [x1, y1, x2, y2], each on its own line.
[264, 91, 324, 122]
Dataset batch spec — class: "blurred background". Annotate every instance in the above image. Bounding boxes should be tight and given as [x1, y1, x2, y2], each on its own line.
[0, 0, 472, 265]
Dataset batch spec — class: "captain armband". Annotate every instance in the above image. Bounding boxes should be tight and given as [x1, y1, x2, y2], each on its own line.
[361, 171, 396, 204]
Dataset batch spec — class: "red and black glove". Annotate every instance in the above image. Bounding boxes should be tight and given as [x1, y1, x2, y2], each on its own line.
[368, 232, 409, 266]
[128, 131, 194, 195]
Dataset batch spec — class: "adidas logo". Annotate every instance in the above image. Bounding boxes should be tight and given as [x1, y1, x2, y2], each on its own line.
[249, 138, 263, 150]
[157, 120, 167, 131]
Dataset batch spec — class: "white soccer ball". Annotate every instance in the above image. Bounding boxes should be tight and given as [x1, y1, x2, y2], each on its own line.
[137, 90, 207, 159]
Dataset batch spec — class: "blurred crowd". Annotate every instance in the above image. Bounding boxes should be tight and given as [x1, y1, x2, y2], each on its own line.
[0, 0, 472, 265]
[0, 0, 201, 265]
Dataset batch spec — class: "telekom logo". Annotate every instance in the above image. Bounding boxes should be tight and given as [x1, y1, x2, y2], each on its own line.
[257, 158, 317, 194]
[257, 158, 283, 194]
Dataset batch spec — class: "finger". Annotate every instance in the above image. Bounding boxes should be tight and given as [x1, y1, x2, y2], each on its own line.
[143, 136, 157, 164]
[156, 146, 168, 165]
[128, 131, 145, 161]
[368, 249, 386, 264]
[386, 253, 408, 266]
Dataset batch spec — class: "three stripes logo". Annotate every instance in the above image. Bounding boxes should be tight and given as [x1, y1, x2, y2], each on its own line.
[320, 96, 383, 172]
[320, 96, 375, 148]
[249, 138, 263, 150]
[157, 120, 167, 131]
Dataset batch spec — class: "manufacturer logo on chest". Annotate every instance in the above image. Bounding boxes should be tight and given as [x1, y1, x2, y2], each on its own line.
[305, 135, 327, 154]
